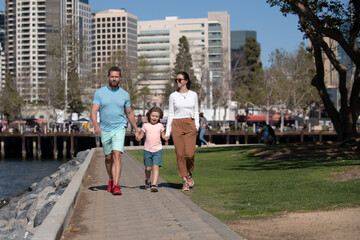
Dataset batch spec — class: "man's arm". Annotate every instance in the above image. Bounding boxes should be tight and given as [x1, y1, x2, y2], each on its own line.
[91, 103, 101, 135]
[125, 106, 139, 138]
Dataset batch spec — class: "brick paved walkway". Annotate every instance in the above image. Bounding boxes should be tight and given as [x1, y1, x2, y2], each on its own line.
[62, 150, 243, 240]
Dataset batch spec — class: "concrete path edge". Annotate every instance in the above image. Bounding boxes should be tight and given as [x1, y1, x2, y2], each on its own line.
[32, 148, 99, 240]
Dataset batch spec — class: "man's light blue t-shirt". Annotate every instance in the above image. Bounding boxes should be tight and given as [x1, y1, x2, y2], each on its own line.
[93, 86, 131, 132]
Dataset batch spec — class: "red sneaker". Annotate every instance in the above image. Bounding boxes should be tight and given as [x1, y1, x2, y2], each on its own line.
[107, 180, 113, 193]
[112, 185, 122, 195]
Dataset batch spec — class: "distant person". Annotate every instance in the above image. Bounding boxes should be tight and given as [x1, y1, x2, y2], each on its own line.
[136, 107, 167, 192]
[137, 114, 143, 129]
[199, 112, 209, 147]
[164, 71, 199, 191]
[91, 66, 139, 195]
[260, 122, 275, 145]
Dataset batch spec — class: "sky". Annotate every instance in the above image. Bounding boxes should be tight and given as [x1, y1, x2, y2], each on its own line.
[0, 0, 306, 68]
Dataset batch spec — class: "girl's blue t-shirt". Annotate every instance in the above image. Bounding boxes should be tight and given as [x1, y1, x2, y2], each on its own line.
[93, 86, 131, 131]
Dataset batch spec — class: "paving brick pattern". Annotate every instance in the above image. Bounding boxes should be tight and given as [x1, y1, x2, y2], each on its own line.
[62, 151, 243, 240]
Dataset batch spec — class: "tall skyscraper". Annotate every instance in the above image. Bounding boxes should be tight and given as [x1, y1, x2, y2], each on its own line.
[231, 30, 257, 50]
[138, 11, 231, 108]
[91, 9, 137, 75]
[0, 11, 5, 90]
[5, 0, 91, 103]
[230, 30, 257, 91]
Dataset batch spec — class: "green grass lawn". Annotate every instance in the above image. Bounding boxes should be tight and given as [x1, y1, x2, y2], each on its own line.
[127, 145, 360, 221]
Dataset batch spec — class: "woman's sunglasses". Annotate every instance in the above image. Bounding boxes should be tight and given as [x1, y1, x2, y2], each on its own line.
[174, 78, 185, 83]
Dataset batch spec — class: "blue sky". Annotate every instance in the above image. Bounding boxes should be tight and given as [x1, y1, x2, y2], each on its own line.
[0, 0, 306, 67]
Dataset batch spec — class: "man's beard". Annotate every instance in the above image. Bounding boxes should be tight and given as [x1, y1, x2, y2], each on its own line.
[109, 81, 119, 88]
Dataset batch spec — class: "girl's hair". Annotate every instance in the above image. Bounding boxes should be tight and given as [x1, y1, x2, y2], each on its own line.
[146, 107, 163, 123]
[199, 112, 204, 118]
[177, 71, 191, 90]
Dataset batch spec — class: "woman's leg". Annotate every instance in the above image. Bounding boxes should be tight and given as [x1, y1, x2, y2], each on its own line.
[171, 119, 188, 178]
[184, 119, 197, 175]
[199, 128, 207, 145]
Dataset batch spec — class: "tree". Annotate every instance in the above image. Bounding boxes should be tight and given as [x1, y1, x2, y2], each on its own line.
[267, 45, 320, 112]
[266, 0, 360, 140]
[234, 36, 264, 125]
[46, 23, 88, 120]
[138, 86, 152, 115]
[164, 36, 200, 103]
[0, 73, 23, 121]
[210, 47, 233, 126]
[136, 56, 154, 112]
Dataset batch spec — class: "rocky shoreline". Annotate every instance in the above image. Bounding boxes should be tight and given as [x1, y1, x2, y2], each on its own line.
[0, 150, 90, 240]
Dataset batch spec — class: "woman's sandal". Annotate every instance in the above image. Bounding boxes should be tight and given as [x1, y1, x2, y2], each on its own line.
[150, 185, 158, 192]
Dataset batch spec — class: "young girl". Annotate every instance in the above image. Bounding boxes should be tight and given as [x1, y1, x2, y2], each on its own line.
[136, 107, 166, 192]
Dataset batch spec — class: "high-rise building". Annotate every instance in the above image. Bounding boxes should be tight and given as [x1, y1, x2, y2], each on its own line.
[0, 11, 5, 90]
[137, 11, 231, 108]
[91, 9, 137, 74]
[231, 30, 257, 50]
[5, 0, 91, 103]
[230, 30, 257, 91]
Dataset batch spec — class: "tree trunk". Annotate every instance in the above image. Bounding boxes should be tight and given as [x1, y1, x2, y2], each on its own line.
[311, 43, 358, 141]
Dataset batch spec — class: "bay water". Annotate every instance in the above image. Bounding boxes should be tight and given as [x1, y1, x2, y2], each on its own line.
[0, 158, 67, 200]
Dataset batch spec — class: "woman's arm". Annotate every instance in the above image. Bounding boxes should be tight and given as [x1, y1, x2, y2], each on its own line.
[193, 93, 199, 130]
[165, 94, 174, 137]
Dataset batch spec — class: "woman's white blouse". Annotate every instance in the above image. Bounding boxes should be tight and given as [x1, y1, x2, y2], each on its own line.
[165, 90, 199, 136]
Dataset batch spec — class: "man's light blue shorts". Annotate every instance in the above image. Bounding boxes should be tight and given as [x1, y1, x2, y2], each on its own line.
[101, 127, 126, 155]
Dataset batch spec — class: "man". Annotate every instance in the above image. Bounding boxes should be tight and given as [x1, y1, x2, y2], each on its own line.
[91, 66, 139, 195]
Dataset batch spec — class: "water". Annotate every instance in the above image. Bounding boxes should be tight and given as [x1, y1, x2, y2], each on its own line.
[0, 158, 67, 200]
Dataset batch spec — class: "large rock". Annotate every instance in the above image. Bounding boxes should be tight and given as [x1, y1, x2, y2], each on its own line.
[0, 149, 90, 237]
[33, 201, 55, 227]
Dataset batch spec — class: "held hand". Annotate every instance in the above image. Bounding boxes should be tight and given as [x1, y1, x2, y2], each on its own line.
[94, 125, 101, 135]
[163, 136, 170, 141]
[134, 130, 140, 140]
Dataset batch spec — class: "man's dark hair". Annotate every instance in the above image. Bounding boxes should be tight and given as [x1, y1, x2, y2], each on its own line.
[108, 66, 121, 77]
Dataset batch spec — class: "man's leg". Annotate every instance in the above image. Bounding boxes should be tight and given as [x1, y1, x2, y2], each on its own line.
[110, 127, 126, 195]
[101, 131, 114, 192]
[111, 150, 122, 186]
[105, 153, 113, 179]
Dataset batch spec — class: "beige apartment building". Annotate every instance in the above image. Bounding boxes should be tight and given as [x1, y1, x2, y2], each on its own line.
[91, 9, 137, 75]
[138, 11, 231, 108]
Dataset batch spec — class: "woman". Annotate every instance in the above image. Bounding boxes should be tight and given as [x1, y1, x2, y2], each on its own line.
[199, 112, 209, 147]
[164, 71, 199, 191]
